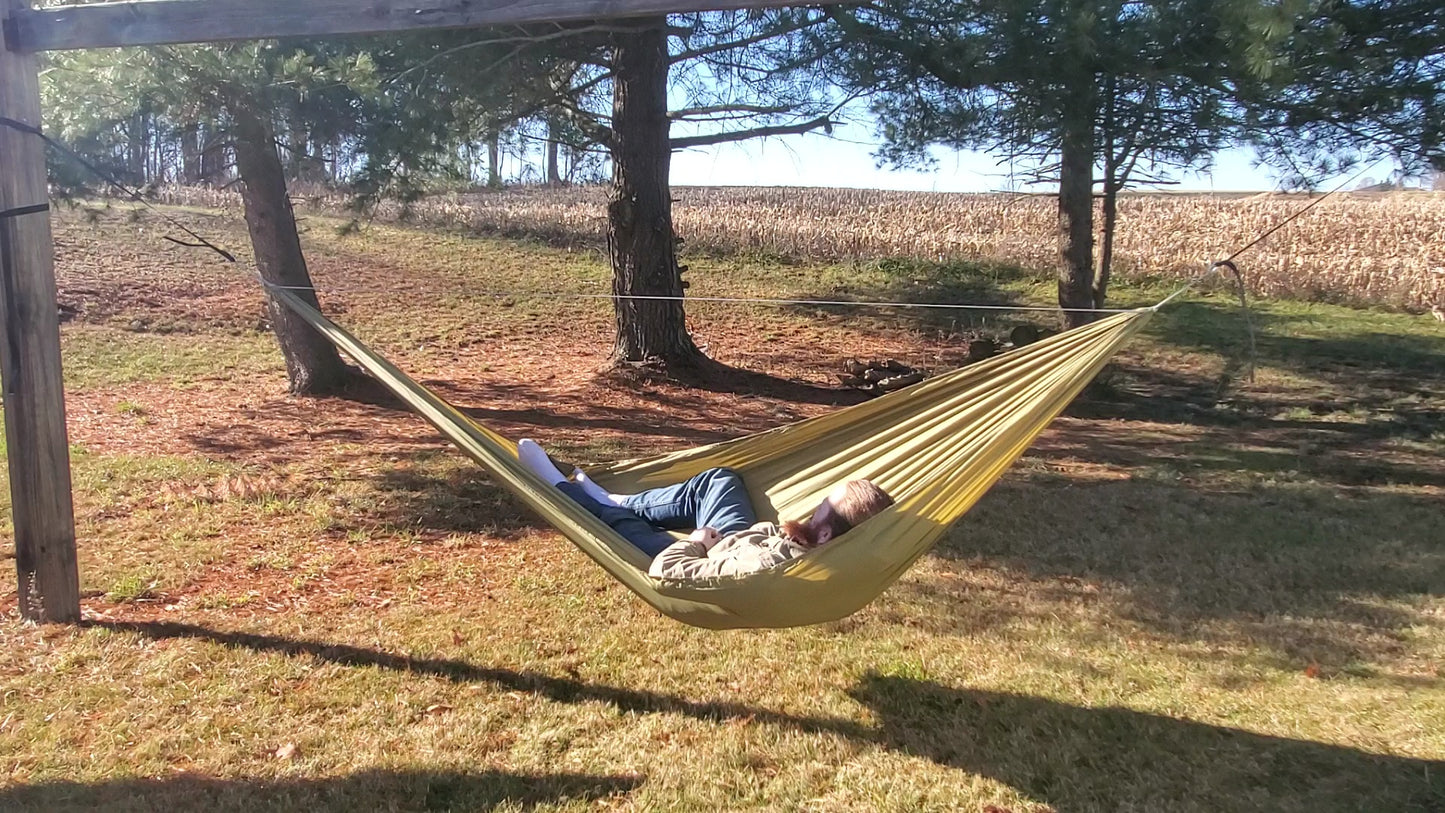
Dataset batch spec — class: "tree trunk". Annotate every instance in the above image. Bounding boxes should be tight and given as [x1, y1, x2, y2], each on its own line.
[142, 113, 156, 183]
[154, 126, 167, 184]
[286, 115, 308, 182]
[1057, 85, 1097, 329]
[546, 126, 562, 186]
[180, 123, 202, 184]
[487, 132, 502, 188]
[127, 111, 147, 184]
[231, 105, 355, 395]
[1095, 79, 1116, 312]
[1096, 178, 1118, 310]
[199, 122, 224, 185]
[328, 135, 343, 184]
[607, 20, 706, 371]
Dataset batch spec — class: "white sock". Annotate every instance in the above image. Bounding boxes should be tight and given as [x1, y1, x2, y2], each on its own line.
[573, 469, 626, 506]
[516, 439, 567, 486]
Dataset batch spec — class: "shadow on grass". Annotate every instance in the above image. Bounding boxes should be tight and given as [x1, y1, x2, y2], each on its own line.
[369, 465, 545, 536]
[1036, 415, 1445, 490]
[0, 768, 640, 813]
[179, 381, 737, 458]
[1086, 300, 1445, 427]
[911, 479, 1445, 668]
[785, 257, 1046, 338]
[82, 622, 1443, 811]
[84, 620, 872, 740]
[180, 373, 824, 463]
[596, 359, 872, 406]
[1153, 301, 1445, 377]
[852, 674, 1445, 812]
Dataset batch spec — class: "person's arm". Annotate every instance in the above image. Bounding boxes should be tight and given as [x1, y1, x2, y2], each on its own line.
[648, 528, 785, 580]
[648, 539, 714, 579]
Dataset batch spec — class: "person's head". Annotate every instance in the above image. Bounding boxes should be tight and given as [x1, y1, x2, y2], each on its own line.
[781, 479, 895, 549]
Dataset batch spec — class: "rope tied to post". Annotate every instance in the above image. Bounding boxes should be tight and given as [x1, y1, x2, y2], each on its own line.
[0, 202, 49, 220]
[1212, 259, 1257, 383]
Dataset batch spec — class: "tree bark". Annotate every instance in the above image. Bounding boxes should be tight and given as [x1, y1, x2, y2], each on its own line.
[546, 121, 562, 186]
[285, 114, 308, 182]
[1096, 80, 1117, 311]
[328, 135, 343, 184]
[127, 111, 148, 184]
[1057, 84, 1097, 329]
[231, 104, 355, 395]
[180, 122, 202, 184]
[607, 19, 706, 371]
[486, 131, 502, 188]
[1097, 177, 1118, 310]
[199, 122, 224, 185]
[154, 127, 166, 184]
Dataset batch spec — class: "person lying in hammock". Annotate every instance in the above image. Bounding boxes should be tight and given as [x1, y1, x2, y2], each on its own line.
[516, 439, 894, 580]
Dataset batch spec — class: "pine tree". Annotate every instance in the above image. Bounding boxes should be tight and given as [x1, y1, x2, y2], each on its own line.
[44, 43, 380, 394]
[1241, 0, 1444, 185]
[815, 0, 1288, 323]
[358, 12, 837, 374]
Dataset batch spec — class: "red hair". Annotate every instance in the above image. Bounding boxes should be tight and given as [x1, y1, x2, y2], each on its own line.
[782, 480, 894, 549]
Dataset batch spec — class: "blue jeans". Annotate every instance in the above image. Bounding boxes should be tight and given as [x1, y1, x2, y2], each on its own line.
[557, 468, 758, 558]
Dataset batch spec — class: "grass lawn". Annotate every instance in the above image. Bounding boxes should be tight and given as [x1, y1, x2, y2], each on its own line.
[1, 203, 1442, 812]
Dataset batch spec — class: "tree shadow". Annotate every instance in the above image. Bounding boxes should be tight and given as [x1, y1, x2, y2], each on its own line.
[597, 358, 871, 406]
[785, 257, 1049, 338]
[908, 479, 1445, 669]
[176, 376, 750, 462]
[851, 674, 1445, 812]
[368, 465, 545, 536]
[173, 370, 842, 539]
[1153, 301, 1445, 374]
[0, 768, 641, 813]
[1033, 416, 1445, 490]
[76, 622, 1444, 811]
[85, 620, 871, 741]
[1135, 302, 1445, 413]
[980, 298, 1445, 443]
[1079, 357, 1445, 437]
[444, 378, 836, 440]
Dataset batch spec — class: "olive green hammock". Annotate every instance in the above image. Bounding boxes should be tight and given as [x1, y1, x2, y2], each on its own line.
[272, 287, 1152, 630]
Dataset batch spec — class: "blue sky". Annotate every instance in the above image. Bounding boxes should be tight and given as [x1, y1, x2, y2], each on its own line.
[670, 119, 1285, 192]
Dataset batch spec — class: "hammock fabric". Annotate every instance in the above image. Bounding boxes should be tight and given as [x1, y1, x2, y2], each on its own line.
[272, 287, 1152, 629]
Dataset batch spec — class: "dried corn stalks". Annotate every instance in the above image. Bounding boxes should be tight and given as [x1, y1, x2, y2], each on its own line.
[158, 185, 1445, 311]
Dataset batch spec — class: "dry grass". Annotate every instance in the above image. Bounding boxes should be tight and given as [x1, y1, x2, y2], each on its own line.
[161, 185, 1445, 311]
[0, 203, 1442, 811]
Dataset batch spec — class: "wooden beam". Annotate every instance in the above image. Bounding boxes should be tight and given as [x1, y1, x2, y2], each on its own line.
[0, 0, 80, 621]
[6, 0, 813, 52]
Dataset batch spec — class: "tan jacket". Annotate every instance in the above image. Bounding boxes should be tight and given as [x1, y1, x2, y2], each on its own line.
[648, 522, 809, 580]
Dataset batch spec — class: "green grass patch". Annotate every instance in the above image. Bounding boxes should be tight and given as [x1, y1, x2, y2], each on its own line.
[104, 570, 160, 602]
[62, 325, 281, 390]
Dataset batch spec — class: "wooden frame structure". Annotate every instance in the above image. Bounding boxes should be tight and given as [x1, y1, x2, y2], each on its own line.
[0, 0, 802, 622]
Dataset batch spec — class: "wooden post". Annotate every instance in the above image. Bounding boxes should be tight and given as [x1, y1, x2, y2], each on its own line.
[0, 0, 80, 623]
[8, 0, 830, 52]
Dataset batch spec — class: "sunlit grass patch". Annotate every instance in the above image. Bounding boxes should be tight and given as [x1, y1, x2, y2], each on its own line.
[62, 325, 281, 390]
[104, 570, 161, 602]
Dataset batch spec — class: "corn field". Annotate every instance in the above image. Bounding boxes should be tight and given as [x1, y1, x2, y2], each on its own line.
[162, 185, 1445, 311]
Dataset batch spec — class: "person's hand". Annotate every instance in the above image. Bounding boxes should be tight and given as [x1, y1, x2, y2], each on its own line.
[688, 527, 722, 550]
